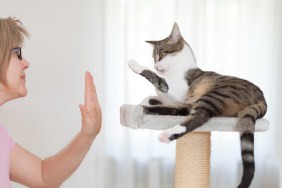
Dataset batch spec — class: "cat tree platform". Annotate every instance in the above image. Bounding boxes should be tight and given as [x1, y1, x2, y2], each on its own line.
[120, 104, 269, 188]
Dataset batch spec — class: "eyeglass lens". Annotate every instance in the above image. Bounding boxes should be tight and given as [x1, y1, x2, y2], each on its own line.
[11, 47, 22, 60]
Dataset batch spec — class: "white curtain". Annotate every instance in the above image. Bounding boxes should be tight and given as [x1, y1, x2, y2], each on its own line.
[92, 0, 281, 187]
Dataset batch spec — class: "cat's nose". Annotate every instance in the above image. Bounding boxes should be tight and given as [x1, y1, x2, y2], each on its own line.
[154, 64, 162, 71]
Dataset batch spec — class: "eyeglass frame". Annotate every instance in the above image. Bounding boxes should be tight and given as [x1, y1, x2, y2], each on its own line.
[11, 47, 22, 60]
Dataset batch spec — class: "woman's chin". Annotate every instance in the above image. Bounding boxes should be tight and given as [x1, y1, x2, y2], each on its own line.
[19, 88, 28, 97]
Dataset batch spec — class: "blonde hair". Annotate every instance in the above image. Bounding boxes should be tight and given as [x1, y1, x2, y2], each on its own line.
[0, 17, 29, 85]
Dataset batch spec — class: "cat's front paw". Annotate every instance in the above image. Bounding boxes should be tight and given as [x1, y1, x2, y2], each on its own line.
[158, 124, 186, 143]
[141, 96, 162, 105]
[128, 59, 145, 74]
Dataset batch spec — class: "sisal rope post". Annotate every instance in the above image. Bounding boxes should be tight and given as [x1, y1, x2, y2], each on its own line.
[175, 132, 211, 188]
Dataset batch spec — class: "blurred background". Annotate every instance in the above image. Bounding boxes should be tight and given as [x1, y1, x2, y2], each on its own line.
[0, 0, 281, 187]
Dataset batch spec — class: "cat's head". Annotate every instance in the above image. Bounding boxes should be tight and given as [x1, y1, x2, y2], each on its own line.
[146, 23, 196, 72]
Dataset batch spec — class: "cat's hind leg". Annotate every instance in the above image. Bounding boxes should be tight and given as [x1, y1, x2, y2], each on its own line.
[159, 93, 225, 142]
[158, 111, 209, 143]
[158, 102, 218, 143]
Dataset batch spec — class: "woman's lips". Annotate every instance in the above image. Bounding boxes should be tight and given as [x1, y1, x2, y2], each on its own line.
[21, 75, 26, 81]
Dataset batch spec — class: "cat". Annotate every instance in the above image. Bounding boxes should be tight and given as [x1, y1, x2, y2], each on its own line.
[128, 23, 267, 188]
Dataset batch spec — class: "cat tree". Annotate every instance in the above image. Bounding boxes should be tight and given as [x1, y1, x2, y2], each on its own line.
[120, 104, 269, 188]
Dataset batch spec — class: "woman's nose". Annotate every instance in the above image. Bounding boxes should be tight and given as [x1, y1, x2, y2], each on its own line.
[22, 58, 30, 69]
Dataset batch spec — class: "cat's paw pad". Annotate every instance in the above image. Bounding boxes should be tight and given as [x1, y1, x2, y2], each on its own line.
[158, 132, 172, 143]
[128, 59, 145, 74]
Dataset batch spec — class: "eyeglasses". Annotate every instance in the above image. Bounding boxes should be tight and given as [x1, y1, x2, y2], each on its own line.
[11, 47, 22, 60]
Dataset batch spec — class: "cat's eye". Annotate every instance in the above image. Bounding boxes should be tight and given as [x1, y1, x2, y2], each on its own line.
[160, 52, 168, 58]
[168, 49, 181, 54]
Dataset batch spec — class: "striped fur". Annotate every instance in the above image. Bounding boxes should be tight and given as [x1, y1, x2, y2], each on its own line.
[128, 23, 267, 188]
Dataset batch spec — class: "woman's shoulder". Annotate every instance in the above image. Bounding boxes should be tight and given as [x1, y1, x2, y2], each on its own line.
[0, 123, 15, 149]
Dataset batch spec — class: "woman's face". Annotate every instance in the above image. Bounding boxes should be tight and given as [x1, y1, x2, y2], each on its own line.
[4, 48, 29, 99]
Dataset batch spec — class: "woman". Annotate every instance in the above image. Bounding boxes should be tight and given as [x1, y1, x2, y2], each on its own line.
[0, 17, 102, 187]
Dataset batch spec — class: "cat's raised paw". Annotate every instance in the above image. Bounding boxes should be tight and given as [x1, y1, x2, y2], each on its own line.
[128, 59, 145, 74]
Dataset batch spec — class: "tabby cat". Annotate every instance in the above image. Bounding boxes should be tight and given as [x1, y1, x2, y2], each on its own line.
[128, 23, 267, 188]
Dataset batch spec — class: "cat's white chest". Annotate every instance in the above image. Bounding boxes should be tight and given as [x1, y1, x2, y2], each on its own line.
[156, 73, 188, 105]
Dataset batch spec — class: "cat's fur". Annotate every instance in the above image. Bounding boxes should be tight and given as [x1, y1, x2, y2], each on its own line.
[128, 23, 267, 188]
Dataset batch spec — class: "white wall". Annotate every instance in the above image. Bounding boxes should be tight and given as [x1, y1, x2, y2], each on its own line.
[0, 0, 105, 187]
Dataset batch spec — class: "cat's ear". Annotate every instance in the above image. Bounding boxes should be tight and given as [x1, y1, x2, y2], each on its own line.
[146, 40, 157, 47]
[169, 23, 182, 43]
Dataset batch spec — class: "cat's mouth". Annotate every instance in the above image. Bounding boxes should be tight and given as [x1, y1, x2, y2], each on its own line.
[155, 67, 166, 73]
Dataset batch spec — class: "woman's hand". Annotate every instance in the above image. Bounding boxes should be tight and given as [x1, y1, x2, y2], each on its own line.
[79, 71, 102, 138]
[10, 71, 102, 187]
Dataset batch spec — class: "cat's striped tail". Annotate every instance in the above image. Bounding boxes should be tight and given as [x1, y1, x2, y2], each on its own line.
[237, 101, 267, 188]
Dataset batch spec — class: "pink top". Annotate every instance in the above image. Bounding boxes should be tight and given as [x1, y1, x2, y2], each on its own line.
[0, 124, 15, 188]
